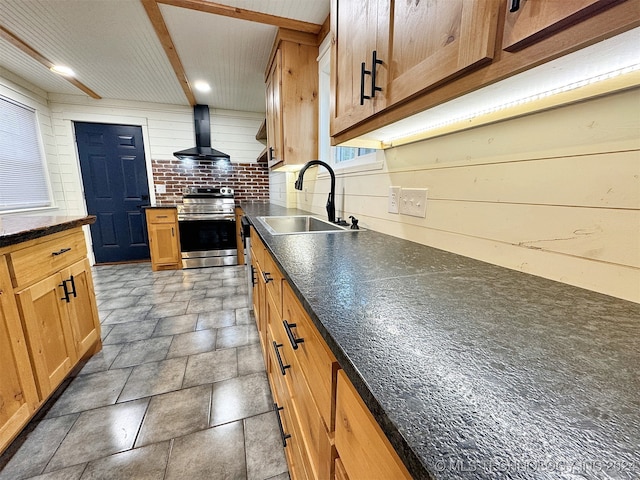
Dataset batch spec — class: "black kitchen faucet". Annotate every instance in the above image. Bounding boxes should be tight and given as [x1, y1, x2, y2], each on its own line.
[294, 160, 336, 223]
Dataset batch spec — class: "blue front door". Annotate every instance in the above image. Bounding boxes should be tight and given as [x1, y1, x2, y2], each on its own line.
[75, 122, 150, 263]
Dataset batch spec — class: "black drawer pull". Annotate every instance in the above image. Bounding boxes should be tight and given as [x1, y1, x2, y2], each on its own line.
[509, 0, 520, 12]
[251, 265, 257, 286]
[52, 247, 71, 256]
[263, 271, 273, 283]
[273, 341, 290, 376]
[283, 320, 304, 350]
[273, 403, 291, 447]
[371, 50, 383, 98]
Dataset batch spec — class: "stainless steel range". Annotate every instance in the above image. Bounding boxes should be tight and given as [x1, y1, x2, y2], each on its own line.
[177, 186, 237, 268]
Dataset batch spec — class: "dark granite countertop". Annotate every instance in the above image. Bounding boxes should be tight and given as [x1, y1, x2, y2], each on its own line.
[0, 215, 96, 249]
[143, 204, 178, 209]
[241, 202, 640, 480]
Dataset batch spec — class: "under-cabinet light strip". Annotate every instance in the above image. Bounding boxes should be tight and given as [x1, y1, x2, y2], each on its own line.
[381, 63, 640, 145]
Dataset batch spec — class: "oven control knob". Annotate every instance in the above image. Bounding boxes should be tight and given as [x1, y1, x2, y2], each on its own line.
[221, 187, 234, 196]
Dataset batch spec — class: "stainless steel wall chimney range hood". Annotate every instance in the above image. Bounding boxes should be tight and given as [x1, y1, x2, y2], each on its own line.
[173, 104, 231, 161]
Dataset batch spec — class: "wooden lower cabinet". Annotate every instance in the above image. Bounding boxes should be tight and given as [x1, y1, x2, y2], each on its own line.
[0, 256, 39, 454]
[146, 208, 181, 271]
[62, 259, 101, 360]
[0, 226, 102, 455]
[235, 207, 244, 265]
[256, 238, 412, 480]
[16, 271, 78, 398]
[335, 370, 412, 480]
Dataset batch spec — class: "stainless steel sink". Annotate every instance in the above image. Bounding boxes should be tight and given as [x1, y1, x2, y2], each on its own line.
[255, 215, 358, 235]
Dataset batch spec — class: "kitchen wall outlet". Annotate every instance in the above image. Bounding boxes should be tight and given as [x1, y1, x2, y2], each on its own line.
[399, 188, 428, 218]
[388, 186, 401, 214]
[155, 184, 166, 194]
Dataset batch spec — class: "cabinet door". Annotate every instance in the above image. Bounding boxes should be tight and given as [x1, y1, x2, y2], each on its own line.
[266, 51, 283, 168]
[502, 0, 622, 51]
[148, 222, 180, 269]
[335, 371, 411, 480]
[63, 259, 101, 359]
[16, 273, 77, 399]
[385, 0, 499, 107]
[0, 257, 39, 453]
[330, 0, 380, 135]
[253, 257, 267, 354]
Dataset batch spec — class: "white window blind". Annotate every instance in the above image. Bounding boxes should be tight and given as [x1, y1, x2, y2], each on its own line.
[0, 96, 52, 211]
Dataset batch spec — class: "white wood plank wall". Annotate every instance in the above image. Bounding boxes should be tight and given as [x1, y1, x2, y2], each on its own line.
[45, 95, 265, 214]
[1, 72, 266, 216]
[296, 88, 640, 302]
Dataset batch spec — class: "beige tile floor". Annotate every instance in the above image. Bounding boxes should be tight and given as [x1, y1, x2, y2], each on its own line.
[0, 263, 289, 480]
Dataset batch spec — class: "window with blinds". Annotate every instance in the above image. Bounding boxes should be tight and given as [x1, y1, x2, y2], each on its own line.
[0, 96, 52, 211]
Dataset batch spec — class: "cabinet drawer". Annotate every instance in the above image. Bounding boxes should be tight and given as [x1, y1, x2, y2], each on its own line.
[263, 253, 284, 317]
[267, 325, 310, 480]
[270, 301, 333, 480]
[9, 229, 87, 288]
[282, 283, 337, 430]
[250, 226, 265, 267]
[335, 371, 411, 480]
[146, 208, 177, 224]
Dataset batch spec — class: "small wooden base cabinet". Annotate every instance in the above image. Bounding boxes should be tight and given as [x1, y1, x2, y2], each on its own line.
[251, 227, 412, 480]
[0, 226, 101, 454]
[146, 208, 181, 271]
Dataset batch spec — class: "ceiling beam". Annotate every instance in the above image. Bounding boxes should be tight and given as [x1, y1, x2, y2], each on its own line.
[157, 0, 323, 34]
[0, 25, 101, 99]
[141, 0, 197, 106]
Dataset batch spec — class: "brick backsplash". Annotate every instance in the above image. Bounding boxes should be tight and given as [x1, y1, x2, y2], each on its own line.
[151, 159, 269, 204]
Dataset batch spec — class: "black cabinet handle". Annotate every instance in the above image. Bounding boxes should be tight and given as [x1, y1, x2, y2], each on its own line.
[263, 271, 273, 284]
[59, 280, 71, 303]
[68, 275, 77, 299]
[273, 403, 291, 447]
[371, 50, 383, 98]
[273, 341, 290, 376]
[251, 265, 257, 286]
[359, 62, 371, 105]
[52, 247, 71, 256]
[59, 275, 77, 303]
[509, 0, 520, 12]
[283, 320, 304, 350]
[269, 146, 275, 163]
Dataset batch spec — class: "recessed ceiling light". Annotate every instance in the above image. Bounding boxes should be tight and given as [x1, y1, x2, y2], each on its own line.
[49, 65, 75, 77]
[194, 81, 211, 92]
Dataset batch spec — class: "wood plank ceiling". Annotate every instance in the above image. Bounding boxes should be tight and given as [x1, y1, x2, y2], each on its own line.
[0, 0, 330, 112]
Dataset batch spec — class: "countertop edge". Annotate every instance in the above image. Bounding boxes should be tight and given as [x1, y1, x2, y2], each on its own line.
[0, 215, 96, 249]
[241, 204, 432, 479]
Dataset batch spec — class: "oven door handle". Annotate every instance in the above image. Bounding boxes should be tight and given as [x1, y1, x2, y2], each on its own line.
[177, 215, 236, 221]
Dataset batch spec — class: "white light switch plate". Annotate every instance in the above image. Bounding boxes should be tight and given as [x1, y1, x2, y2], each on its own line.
[155, 184, 166, 194]
[388, 186, 401, 214]
[399, 188, 428, 218]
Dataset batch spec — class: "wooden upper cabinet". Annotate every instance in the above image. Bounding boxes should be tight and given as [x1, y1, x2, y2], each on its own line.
[331, 0, 501, 136]
[265, 31, 319, 169]
[502, 0, 624, 51]
[331, 0, 381, 132]
[266, 51, 283, 168]
[386, 0, 500, 106]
